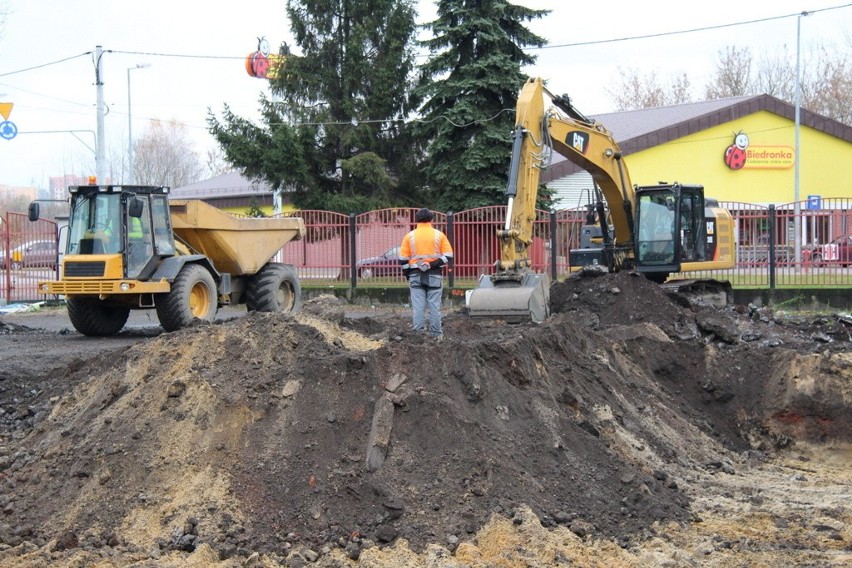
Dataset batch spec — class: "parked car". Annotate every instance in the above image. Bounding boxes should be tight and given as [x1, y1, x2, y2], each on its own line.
[809, 235, 852, 267]
[356, 246, 402, 278]
[737, 233, 793, 265]
[0, 239, 59, 270]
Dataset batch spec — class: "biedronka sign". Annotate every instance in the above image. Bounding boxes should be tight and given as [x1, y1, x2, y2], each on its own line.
[723, 132, 794, 171]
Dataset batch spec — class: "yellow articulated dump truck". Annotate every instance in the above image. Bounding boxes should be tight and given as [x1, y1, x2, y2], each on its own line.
[28, 184, 306, 336]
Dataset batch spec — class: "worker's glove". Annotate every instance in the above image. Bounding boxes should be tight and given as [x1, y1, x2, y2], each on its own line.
[418, 260, 430, 272]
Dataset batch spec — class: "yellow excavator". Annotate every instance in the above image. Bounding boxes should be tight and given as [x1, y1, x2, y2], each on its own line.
[468, 77, 735, 322]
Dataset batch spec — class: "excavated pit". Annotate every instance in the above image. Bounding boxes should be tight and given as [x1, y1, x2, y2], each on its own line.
[0, 270, 850, 567]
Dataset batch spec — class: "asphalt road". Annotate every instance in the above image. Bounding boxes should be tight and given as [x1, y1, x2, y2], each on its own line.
[0, 304, 248, 333]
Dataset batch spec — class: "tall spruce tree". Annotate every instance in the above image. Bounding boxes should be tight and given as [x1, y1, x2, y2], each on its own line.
[208, 0, 420, 213]
[415, 0, 548, 212]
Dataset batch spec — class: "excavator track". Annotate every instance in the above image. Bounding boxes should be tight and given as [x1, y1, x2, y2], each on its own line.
[661, 278, 733, 308]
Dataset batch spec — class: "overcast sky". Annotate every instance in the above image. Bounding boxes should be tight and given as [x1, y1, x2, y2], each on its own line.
[0, 0, 850, 188]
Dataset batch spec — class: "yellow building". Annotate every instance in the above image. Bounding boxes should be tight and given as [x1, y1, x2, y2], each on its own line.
[542, 94, 852, 208]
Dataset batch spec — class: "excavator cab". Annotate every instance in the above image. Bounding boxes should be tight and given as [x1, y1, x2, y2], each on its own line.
[634, 183, 712, 282]
[62, 185, 175, 281]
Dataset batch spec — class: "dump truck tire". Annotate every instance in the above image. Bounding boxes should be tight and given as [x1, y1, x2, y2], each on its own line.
[66, 298, 130, 337]
[155, 263, 218, 332]
[245, 263, 301, 314]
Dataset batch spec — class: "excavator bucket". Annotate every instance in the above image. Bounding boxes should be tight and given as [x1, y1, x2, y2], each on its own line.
[467, 272, 550, 323]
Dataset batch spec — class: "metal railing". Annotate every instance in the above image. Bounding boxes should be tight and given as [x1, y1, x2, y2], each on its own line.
[1, 212, 59, 305]
[4, 200, 852, 303]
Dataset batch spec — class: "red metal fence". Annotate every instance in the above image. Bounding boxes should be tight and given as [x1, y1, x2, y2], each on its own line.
[1, 212, 59, 305]
[4, 200, 852, 304]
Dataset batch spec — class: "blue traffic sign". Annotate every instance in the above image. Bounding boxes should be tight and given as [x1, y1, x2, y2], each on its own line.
[0, 120, 17, 140]
[807, 195, 822, 210]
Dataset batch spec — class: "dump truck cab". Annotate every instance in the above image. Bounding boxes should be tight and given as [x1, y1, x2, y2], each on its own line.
[61, 185, 175, 280]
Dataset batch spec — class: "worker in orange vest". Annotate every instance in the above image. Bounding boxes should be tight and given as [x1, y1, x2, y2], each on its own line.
[399, 208, 454, 340]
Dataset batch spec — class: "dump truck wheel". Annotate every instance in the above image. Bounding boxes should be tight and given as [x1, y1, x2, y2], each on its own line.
[66, 298, 130, 337]
[156, 263, 218, 332]
[245, 263, 302, 314]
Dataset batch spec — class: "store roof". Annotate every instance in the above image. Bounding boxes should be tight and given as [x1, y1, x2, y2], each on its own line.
[171, 171, 272, 199]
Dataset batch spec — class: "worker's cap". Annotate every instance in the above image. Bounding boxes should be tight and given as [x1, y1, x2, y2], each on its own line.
[415, 208, 434, 222]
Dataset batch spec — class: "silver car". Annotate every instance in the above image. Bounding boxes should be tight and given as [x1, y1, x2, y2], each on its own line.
[0, 239, 59, 270]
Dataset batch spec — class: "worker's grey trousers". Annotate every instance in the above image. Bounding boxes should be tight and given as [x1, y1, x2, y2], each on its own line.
[408, 273, 443, 337]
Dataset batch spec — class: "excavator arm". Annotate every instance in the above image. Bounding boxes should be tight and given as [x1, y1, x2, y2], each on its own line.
[546, 108, 635, 246]
[497, 77, 636, 271]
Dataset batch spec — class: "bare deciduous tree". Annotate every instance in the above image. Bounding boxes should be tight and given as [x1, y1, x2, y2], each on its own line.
[205, 145, 232, 178]
[807, 45, 852, 124]
[611, 42, 850, 124]
[669, 73, 693, 106]
[715, 43, 851, 123]
[133, 119, 205, 188]
[705, 46, 753, 98]
[607, 67, 693, 111]
[752, 46, 797, 101]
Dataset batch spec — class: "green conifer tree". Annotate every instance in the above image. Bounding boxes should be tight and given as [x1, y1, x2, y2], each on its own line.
[415, 0, 549, 212]
[209, 1, 420, 213]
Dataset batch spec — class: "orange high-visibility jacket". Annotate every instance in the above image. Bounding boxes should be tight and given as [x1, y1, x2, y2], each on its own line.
[399, 222, 453, 272]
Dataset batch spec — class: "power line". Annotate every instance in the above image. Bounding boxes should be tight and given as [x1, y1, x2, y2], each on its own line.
[531, 3, 852, 50]
[110, 50, 243, 60]
[0, 52, 91, 78]
[1, 2, 849, 133]
[0, 80, 91, 108]
[4, 3, 850, 78]
[286, 107, 515, 129]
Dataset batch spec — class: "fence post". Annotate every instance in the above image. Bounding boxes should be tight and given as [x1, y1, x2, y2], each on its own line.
[549, 211, 557, 281]
[447, 211, 455, 288]
[768, 205, 776, 290]
[2, 212, 8, 305]
[349, 213, 357, 289]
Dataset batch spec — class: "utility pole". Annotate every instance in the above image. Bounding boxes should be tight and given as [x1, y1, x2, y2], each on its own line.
[95, 45, 106, 183]
[127, 64, 150, 185]
[793, 11, 810, 265]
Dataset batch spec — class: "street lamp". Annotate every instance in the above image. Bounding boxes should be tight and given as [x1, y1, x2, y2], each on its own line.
[127, 63, 150, 184]
[794, 11, 810, 264]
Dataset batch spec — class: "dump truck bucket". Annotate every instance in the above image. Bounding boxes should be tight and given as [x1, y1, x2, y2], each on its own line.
[169, 200, 306, 276]
[467, 271, 550, 323]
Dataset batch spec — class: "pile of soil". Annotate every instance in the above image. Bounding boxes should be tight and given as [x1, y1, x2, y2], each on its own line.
[0, 271, 850, 567]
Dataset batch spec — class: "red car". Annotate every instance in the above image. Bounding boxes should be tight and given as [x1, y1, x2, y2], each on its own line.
[809, 235, 852, 267]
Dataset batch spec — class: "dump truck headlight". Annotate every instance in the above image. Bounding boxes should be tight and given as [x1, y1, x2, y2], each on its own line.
[39, 283, 49, 292]
[120, 282, 130, 291]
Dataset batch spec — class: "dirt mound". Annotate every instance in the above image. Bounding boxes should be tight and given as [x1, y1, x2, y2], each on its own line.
[550, 269, 684, 328]
[1, 274, 851, 566]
